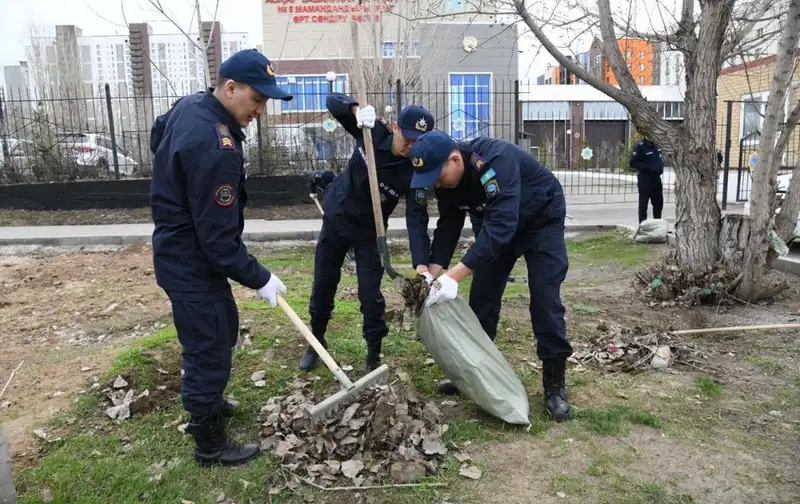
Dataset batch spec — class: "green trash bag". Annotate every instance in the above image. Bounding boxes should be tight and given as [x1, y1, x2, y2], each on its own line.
[418, 296, 531, 426]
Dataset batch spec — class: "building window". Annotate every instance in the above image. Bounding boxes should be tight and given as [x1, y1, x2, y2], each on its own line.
[640, 51, 645, 58]
[639, 75, 645, 85]
[276, 74, 349, 112]
[448, 73, 491, 140]
[740, 91, 768, 140]
[639, 63, 645, 71]
[382, 41, 396, 58]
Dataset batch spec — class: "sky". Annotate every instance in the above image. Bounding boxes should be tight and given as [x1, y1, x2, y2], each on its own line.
[0, 0, 577, 88]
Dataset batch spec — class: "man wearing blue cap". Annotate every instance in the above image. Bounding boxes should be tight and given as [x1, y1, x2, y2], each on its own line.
[150, 49, 293, 467]
[297, 93, 434, 374]
[405, 131, 573, 421]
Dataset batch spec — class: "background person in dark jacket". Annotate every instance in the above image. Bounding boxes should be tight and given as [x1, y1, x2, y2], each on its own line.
[629, 137, 664, 223]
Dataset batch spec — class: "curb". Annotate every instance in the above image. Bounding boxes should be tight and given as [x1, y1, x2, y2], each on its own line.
[0, 224, 626, 247]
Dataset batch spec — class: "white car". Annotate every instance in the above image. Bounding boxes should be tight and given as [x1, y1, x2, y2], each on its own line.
[744, 172, 799, 243]
[58, 133, 139, 177]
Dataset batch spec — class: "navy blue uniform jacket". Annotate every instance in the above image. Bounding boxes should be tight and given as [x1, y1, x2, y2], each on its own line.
[629, 139, 664, 175]
[322, 93, 424, 236]
[149, 90, 271, 299]
[407, 137, 563, 270]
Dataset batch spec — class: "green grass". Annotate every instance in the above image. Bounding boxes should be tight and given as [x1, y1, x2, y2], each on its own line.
[748, 355, 784, 376]
[693, 375, 723, 398]
[567, 230, 655, 268]
[573, 406, 662, 435]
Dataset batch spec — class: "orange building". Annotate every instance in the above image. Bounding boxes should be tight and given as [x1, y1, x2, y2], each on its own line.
[591, 38, 657, 86]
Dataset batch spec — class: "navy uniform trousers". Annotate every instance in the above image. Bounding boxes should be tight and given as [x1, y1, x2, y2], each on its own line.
[167, 291, 239, 420]
[308, 215, 387, 344]
[467, 191, 573, 362]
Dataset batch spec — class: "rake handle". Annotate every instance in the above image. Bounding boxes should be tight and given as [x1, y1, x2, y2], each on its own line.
[310, 193, 324, 215]
[276, 295, 354, 389]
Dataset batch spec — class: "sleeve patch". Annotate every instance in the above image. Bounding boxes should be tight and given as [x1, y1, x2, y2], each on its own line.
[483, 178, 499, 197]
[415, 188, 428, 206]
[480, 168, 497, 185]
[214, 183, 236, 207]
[216, 123, 235, 150]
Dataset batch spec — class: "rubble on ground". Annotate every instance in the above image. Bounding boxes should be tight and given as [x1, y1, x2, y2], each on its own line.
[258, 376, 471, 491]
[569, 320, 714, 373]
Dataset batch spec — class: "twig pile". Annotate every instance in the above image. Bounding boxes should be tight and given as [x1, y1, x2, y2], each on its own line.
[570, 321, 714, 373]
[258, 378, 455, 490]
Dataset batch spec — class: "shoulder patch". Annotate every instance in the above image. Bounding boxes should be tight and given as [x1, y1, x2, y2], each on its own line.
[415, 188, 428, 207]
[215, 123, 235, 150]
[214, 183, 236, 207]
[469, 152, 487, 171]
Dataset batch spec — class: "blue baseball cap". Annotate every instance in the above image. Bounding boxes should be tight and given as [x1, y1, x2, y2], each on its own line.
[219, 49, 293, 101]
[409, 131, 457, 188]
[397, 105, 434, 139]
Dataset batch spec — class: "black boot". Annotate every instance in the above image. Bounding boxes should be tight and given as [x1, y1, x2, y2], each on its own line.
[543, 358, 571, 421]
[365, 340, 382, 372]
[436, 379, 459, 395]
[184, 413, 260, 467]
[299, 322, 328, 371]
[219, 397, 240, 417]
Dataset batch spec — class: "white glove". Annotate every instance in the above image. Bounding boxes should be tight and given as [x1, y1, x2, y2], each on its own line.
[257, 273, 287, 307]
[424, 274, 459, 308]
[420, 271, 434, 285]
[356, 105, 376, 129]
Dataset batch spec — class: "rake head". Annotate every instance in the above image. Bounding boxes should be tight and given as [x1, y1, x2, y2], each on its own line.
[306, 364, 390, 422]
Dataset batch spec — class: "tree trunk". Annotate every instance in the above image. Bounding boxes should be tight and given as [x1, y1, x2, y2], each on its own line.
[0, 426, 17, 504]
[736, 0, 800, 301]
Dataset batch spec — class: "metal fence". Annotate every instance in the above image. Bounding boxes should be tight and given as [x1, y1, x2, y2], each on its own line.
[0, 81, 796, 207]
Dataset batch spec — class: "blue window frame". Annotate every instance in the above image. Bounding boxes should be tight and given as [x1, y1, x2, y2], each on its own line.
[448, 73, 491, 140]
[275, 74, 348, 113]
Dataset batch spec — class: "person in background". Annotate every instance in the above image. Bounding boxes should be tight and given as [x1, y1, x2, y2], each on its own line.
[629, 136, 664, 223]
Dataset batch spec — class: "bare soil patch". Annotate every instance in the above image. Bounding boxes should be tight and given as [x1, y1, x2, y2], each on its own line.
[0, 243, 171, 456]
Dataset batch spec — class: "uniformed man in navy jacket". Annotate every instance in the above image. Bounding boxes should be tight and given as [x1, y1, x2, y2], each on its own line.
[150, 49, 292, 466]
[298, 94, 434, 374]
[628, 137, 665, 223]
[405, 130, 573, 421]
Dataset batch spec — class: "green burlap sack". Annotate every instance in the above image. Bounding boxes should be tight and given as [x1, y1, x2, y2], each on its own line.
[419, 296, 530, 426]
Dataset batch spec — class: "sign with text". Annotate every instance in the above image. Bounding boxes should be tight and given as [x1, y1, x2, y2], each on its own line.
[265, 0, 394, 24]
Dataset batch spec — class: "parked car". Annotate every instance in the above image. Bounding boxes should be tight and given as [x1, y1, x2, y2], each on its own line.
[58, 132, 139, 176]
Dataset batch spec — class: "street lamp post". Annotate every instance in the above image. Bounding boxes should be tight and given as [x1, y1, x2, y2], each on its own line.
[325, 71, 336, 94]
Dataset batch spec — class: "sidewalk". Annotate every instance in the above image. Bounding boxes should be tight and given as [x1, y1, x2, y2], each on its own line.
[0, 202, 681, 247]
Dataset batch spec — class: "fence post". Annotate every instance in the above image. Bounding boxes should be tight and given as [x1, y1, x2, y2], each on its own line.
[721, 100, 733, 210]
[0, 89, 9, 159]
[514, 80, 520, 146]
[104, 83, 120, 180]
[395, 79, 402, 113]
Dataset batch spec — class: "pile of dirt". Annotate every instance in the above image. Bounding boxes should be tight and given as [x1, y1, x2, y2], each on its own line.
[258, 377, 470, 491]
[570, 321, 715, 374]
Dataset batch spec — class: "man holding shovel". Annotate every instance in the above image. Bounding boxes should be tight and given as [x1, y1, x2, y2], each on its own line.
[298, 93, 434, 374]
[405, 131, 573, 421]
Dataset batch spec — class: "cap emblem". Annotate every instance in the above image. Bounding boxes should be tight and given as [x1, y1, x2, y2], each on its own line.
[412, 157, 424, 168]
[415, 118, 428, 131]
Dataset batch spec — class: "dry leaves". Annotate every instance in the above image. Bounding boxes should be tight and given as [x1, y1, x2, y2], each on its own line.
[258, 379, 466, 490]
[569, 321, 713, 373]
